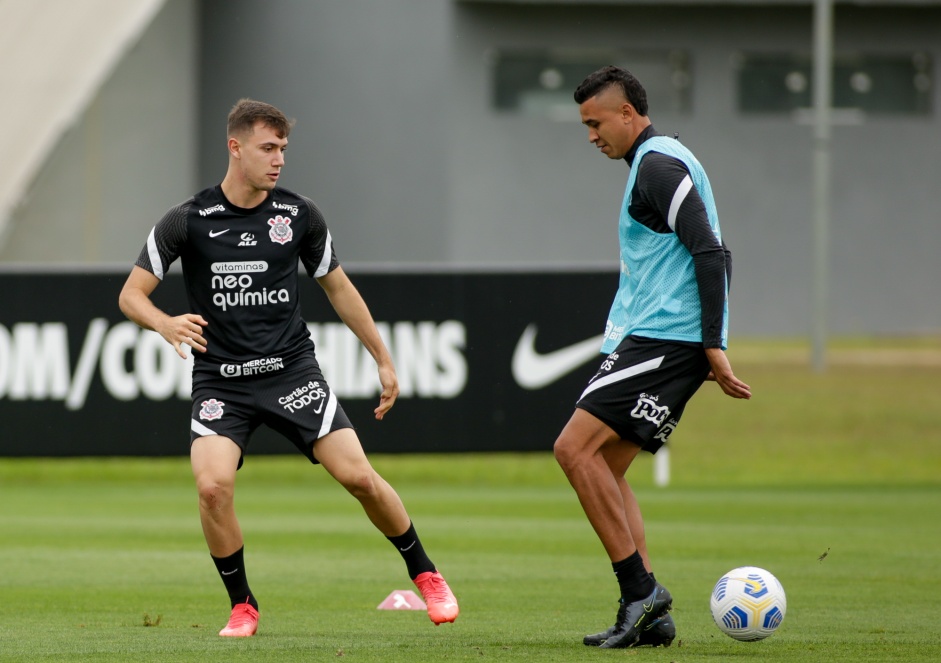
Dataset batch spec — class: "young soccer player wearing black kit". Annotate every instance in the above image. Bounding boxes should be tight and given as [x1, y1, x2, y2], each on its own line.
[119, 99, 458, 637]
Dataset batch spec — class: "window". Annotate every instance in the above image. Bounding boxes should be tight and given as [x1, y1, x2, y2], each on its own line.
[491, 49, 692, 120]
[735, 52, 932, 115]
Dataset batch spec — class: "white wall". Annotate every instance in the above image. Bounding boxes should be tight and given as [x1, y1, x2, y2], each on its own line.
[0, 0, 198, 265]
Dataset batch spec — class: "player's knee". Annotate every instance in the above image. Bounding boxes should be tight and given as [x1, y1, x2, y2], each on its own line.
[553, 435, 578, 471]
[338, 468, 379, 499]
[195, 476, 234, 510]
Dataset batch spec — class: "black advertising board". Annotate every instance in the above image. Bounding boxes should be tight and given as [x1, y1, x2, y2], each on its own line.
[0, 269, 616, 457]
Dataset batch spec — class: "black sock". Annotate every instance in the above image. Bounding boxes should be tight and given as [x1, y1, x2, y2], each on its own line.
[612, 551, 654, 602]
[387, 522, 435, 580]
[211, 546, 258, 610]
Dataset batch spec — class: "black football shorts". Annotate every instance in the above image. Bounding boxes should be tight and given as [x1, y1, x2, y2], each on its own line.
[575, 335, 711, 453]
[189, 360, 353, 466]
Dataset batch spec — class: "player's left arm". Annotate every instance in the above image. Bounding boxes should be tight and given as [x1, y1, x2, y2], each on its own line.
[640, 155, 751, 399]
[317, 266, 399, 419]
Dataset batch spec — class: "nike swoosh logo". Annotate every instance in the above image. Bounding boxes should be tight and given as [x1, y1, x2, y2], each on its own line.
[221, 568, 239, 576]
[511, 324, 603, 390]
[209, 229, 230, 238]
[399, 541, 416, 552]
[631, 598, 658, 629]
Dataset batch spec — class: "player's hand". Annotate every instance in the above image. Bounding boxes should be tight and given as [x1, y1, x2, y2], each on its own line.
[705, 348, 751, 399]
[158, 313, 208, 359]
[374, 363, 399, 420]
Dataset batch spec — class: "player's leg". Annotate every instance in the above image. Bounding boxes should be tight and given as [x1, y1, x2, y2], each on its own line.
[555, 413, 671, 649]
[601, 442, 650, 569]
[553, 409, 641, 562]
[313, 428, 459, 624]
[572, 339, 707, 647]
[190, 435, 258, 637]
[585, 443, 675, 648]
[313, 428, 411, 533]
[191, 435, 243, 554]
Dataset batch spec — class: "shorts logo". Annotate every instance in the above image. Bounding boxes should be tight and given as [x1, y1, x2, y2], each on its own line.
[238, 233, 257, 246]
[653, 420, 677, 443]
[278, 380, 327, 414]
[268, 215, 293, 245]
[631, 393, 670, 427]
[600, 352, 619, 372]
[199, 398, 225, 421]
[220, 357, 284, 378]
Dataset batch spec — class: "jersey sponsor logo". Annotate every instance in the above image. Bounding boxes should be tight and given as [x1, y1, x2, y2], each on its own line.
[198, 398, 225, 420]
[238, 233, 257, 247]
[604, 319, 626, 343]
[278, 380, 327, 414]
[267, 215, 293, 244]
[220, 357, 284, 378]
[209, 263, 287, 311]
[211, 261, 268, 273]
[211, 273, 290, 311]
[631, 393, 671, 427]
[209, 229, 230, 238]
[271, 201, 299, 216]
[199, 205, 226, 217]
[511, 324, 603, 390]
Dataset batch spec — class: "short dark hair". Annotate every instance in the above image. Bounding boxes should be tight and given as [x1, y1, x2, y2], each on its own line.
[573, 66, 649, 116]
[227, 98, 295, 138]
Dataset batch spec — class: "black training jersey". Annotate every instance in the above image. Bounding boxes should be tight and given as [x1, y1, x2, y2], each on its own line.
[135, 185, 339, 378]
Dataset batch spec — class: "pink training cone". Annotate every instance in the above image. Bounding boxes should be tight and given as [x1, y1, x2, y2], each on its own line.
[377, 590, 427, 611]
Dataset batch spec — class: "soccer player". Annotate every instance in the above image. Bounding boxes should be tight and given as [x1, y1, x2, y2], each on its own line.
[118, 99, 458, 637]
[553, 66, 751, 649]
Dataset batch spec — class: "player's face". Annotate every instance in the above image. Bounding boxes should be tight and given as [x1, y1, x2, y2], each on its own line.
[579, 88, 634, 160]
[235, 122, 288, 192]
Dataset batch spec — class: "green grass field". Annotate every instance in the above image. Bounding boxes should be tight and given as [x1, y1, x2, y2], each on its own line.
[1, 341, 939, 662]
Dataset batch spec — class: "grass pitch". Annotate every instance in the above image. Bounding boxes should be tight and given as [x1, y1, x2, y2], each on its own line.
[0, 339, 939, 662]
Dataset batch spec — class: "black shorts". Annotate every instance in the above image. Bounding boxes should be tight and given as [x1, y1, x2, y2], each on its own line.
[189, 360, 353, 467]
[575, 335, 710, 453]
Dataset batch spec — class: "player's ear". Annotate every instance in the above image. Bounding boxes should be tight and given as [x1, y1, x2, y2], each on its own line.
[227, 136, 241, 159]
[621, 102, 635, 123]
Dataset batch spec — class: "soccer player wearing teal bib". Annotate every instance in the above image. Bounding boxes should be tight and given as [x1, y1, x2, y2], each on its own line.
[554, 66, 751, 649]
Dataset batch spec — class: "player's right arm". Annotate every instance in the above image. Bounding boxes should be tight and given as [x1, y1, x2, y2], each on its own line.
[119, 266, 208, 359]
[119, 201, 207, 359]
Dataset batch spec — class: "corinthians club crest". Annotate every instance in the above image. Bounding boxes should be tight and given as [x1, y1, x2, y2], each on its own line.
[267, 215, 293, 244]
[199, 398, 225, 421]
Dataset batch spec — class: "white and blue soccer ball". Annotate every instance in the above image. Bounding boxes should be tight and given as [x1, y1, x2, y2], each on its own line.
[710, 566, 787, 641]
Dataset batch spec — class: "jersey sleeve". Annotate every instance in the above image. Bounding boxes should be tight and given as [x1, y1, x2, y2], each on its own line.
[637, 153, 728, 348]
[298, 195, 340, 278]
[134, 201, 190, 280]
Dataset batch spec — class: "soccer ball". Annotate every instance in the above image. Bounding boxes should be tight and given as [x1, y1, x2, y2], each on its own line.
[709, 566, 786, 641]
